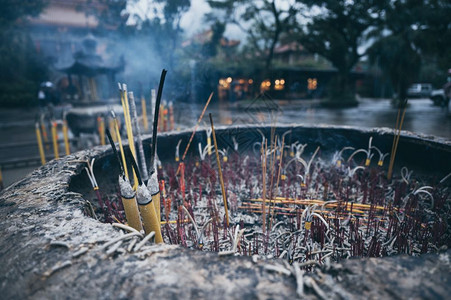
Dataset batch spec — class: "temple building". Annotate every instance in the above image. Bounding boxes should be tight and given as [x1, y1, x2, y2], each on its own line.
[28, 0, 123, 103]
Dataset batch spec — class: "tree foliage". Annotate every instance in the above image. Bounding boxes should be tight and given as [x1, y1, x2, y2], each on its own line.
[85, 0, 128, 32]
[207, 0, 448, 103]
[208, 0, 302, 72]
[0, 0, 48, 106]
[368, 0, 450, 102]
[0, 0, 45, 29]
[413, 0, 451, 68]
[296, 0, 383, 103]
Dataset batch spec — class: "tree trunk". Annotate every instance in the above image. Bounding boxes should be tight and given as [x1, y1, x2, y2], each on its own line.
[329, 68, 356, 104]
[264, 0, 281, 72]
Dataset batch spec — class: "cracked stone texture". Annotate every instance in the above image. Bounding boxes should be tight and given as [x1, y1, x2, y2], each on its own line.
[0, 125, 450, 299]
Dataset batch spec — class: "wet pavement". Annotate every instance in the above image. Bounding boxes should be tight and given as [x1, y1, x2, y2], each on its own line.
[211, 97, 451, 139]
[0, 97, 450, 187]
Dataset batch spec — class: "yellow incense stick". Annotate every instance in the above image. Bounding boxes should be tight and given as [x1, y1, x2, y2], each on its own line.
[98, 116, 105, 146]
[125, 92, 139, 188]
[122, 195, 143, 231]
[138, 187, 164, 243]
[123, 88, 136, 157]
[62, 120, 70, 155]
[207, 135, 212, 156]
[51, 122, 59, 159]
[141, 96, 148, 131]
[139, 202, 163, 243]
[161, 219, 189, 225]
[209, 113, 229, 227]
[40, 120, 48, 144]
[274, 136, 285, 195]
[113, 117, 129, 180]
[109, 128, 143, 232]
[119, 85, 138, 188]
[35, 123, 46, 165]
[153, 192, 161, 224]
[249, 198, 390, 211]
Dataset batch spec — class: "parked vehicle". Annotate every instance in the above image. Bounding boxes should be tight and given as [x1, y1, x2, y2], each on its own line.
[429, 89, 448, 106]
[407, 83, 433, 98]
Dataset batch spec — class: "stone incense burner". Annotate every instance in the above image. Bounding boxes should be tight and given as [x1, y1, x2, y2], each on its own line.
[1, 125, 450, 299]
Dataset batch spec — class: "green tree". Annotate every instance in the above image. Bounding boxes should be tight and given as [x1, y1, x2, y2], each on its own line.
[0, 0, 45, 29]
[297, 0, 382, 105]
[207, 0, 302, 73]
[410, 0, 451, 71]
[0, 0, 48, 106]
[85, 0, 128, 32]
[201, 21, 226, 59]
[369, 36, 421, 102]
[368, 0, 450, 103]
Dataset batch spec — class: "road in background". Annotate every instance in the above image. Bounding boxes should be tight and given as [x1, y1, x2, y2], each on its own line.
[1, 98, 450, 187]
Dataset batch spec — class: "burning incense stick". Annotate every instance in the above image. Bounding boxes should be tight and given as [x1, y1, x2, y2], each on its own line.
[149, 70, 167, 171]
[146, 70, 167, 233]
[129, 92, 148, 182]
[106, 128, 143, 231]
[119, 84, 139, 188]
[119, 175, 143, 231]
[110, 110, 129, 180]
[106, 129, 125, 176]
[209, 113, 229, 227]
[122, 86, 137, 161]
[108, 115, 117, 142]
[35, 122, 46, 165]
[128, 148, 163, 243]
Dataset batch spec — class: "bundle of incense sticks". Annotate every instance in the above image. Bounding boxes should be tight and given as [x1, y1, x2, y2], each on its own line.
[102, 69, 168, 241]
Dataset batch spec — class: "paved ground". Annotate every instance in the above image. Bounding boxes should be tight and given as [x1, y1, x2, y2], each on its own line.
[210, 97, 451, 139]
[1, 97, 450, 187]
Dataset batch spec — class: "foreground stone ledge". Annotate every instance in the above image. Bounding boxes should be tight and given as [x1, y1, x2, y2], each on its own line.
[0, 126, 450, 299]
